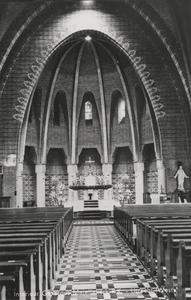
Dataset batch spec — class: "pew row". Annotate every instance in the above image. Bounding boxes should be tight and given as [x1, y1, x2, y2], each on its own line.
[0, 206, 73, 300]
[113, 204, 191, 300]
[114, 204, 191, 247]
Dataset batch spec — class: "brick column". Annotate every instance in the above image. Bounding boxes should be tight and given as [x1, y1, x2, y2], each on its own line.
[67, 164, 78, 201]
[134, 162, 144, 204]
[102, 164, 112, 200]
[35, 164, 46, 207]
[156, 159, 166, 194]
[16, 162, 23, 207]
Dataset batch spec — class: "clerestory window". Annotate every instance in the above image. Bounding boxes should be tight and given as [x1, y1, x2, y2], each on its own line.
[85, 101, 93, 126]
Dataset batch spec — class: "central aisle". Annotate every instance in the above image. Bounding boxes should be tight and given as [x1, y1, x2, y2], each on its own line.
[50, 221, 169, 300]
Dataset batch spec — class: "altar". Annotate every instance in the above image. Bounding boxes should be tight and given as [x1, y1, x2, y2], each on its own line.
[69, 172, 112, 200]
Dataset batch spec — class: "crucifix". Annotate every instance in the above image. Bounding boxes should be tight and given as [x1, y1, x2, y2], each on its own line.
[85, 156, 95, 171]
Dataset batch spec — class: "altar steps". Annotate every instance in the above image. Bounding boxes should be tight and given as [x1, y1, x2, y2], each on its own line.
[74, 200, 108, 220]
[82, 210, 102, 220]
[83, 200, 101, 219]
[84, 200, 98, 208]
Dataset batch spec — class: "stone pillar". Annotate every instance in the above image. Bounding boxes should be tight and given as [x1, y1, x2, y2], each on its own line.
[102, 164, 112, 200]
[134, 162, 144, 204]
[16, 162, 23, 208]
[156, 159, 166, 194]
[35, 164, 46, 207]
[67, 164, 78, 201]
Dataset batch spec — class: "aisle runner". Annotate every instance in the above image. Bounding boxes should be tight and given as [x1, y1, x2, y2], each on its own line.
[50, 223, 169, 300]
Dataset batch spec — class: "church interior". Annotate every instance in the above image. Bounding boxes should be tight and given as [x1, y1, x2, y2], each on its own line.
[0, 0, 191, 299]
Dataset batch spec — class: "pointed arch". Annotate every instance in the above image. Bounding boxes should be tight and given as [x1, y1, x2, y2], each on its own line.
[53, 90, 67, 126]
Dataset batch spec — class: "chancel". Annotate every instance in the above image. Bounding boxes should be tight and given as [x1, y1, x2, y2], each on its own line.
[0, 0, 191, 299]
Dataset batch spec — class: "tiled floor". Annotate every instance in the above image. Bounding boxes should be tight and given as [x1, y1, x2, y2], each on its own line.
[50, 221, 170, 300]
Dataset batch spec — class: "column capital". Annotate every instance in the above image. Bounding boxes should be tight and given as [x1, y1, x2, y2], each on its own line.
[67, 164, 78, 174]
[156, 159, 165, 169]
[134, 161, 144, 172]
[102, 163, 113, 174]
[134, 161, 144, 204]
[35, 164, 46, 173]
[17, 162, 24, 173]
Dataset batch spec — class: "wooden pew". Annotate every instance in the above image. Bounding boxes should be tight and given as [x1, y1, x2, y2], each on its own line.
[142, 223, 191, 265]
[0, 206, 73, 300]
[138, 222, 191, 276]
[156, 229, 191, 286]
[135, 219, 191, 299]
[0, 231, 59, 296]
[114, 205, 191, 300]
[0, 206, 73, 256]
[165, 235, 191, 289]
[176, 240, 191, 300]
[0, 246, 41, 300]
[137, 218, 191, 257]
[0, 243, 43, 299]
[114, 204, 191, 248]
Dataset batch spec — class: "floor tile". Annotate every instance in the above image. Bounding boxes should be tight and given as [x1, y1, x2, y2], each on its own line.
[50, 221, 169, 300]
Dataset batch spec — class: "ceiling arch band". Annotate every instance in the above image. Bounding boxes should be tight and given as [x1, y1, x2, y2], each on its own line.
[71, 42, 86, 164]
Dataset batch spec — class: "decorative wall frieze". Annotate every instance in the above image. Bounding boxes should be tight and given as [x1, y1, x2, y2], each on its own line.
[13, 33, 62, 122]
[114, 33, 165, 119]
[126, 0, 191, 103]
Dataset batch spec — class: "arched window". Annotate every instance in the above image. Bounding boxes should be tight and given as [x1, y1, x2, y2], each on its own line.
[85, 100, 93, 126]
[118, 98, 126, 124]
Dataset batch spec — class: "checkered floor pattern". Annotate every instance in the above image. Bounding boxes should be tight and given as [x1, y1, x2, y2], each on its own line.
[50, 222, 170, 300]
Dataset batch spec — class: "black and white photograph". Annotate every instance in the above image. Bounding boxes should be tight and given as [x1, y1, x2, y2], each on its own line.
[0, 0, 190, 299]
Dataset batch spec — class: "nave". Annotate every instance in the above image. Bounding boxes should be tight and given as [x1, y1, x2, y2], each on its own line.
[50, 220, 169, 300]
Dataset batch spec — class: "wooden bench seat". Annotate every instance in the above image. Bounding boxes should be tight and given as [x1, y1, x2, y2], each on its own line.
[114, 204, 191, 248]
[0, 232, 55, 285]
[114, 205, 191, 300]
[155, 230, 191, 286]
[176, 241, 191, 300]
[0, 260, 31, 300]
[0, 230, 61, 294]
[137, 219, 191, 255]
[0, 246, 40, 300]
[0, 206, 73, 300]
[165, 235, 191, 289]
